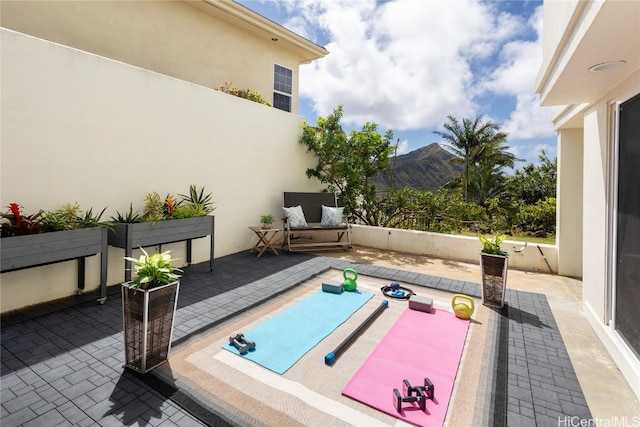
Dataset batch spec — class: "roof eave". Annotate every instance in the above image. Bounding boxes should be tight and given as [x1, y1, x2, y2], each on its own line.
[185, 0, 329, 64]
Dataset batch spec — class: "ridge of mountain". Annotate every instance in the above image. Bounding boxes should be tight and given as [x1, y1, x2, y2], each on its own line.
[374, 143, 463, 193]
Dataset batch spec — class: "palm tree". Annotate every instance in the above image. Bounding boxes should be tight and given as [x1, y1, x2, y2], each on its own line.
[434, 115, 516, 202]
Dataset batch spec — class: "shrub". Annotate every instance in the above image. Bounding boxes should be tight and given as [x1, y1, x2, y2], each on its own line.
[514, 197, 556, 235]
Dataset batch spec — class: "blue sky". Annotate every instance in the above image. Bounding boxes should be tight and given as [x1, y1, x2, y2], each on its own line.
[238, 0, 556, 167]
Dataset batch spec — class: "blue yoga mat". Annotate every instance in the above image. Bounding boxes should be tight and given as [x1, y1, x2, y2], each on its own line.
[224, 290, 374, 374]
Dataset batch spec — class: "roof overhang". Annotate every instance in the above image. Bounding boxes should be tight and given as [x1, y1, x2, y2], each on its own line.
[183, 0, 329, 64]
[536, 0, 640, 107]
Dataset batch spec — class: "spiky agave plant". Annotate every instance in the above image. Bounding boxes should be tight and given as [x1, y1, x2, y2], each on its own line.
[179, 185, 215, 216]
[111, 203, 143, 223]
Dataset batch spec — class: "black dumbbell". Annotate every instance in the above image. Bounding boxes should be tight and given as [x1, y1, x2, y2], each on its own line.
[393, 378, 434, 413]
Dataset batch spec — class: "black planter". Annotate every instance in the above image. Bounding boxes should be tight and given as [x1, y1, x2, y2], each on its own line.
[0, 227, 108, 300]
[480, 253, 508, 308]
[121, 280, 179, 373]
[108, 216, 214, 281]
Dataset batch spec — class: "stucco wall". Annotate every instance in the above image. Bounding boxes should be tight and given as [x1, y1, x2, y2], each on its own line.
[540, 0, 581, 67]
[581, 105, 609, 319]
[0, 0, 302, 113]
[0, 29, 320, 312]
[556, 128, 583, 278]
[351, 225, 559, 274]
[580, 71, 640, 400]
[580, 70, 640, 321]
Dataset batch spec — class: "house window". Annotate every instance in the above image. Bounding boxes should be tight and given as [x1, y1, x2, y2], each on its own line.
[273, 64, 292, 112]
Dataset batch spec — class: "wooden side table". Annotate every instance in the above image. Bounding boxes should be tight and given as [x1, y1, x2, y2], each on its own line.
[249, 226, 280, 257]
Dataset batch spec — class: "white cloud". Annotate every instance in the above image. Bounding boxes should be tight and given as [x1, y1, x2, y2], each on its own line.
[503, 93, 555, 139]
[291, 0, 523, 131]
[484, 39, 541, 95]
[483, 6, 554, 139]
[482, 5, 542, 96]
[396, 139, 410, 155]
[511, 140, 557, 168]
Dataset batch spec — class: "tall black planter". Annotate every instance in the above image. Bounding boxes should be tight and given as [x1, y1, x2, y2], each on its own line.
[0, 227, 108, 301]
[108, 216, 214, 281]
[122, 280, 179, 373]
[480, 253, 508, 308]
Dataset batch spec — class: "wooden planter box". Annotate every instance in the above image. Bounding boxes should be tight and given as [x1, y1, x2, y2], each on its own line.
[480, 253, 508, 308]
[122, 280, 179, 373]
[0, 227, 108, 300]
[108, 216, 215, 281]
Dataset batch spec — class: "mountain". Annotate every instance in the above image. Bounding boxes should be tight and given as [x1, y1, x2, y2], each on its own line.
[373, 143, 464, 193]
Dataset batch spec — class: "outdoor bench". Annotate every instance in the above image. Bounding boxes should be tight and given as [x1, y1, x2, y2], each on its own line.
[282, 192, 352, 252]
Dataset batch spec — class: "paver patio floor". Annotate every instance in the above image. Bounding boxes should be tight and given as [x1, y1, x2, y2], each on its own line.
[1, 248, 636, 426]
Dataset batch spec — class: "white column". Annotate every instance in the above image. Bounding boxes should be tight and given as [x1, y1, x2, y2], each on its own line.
[556, 128, 584, 278]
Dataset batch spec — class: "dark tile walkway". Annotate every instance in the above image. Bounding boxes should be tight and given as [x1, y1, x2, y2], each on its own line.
[1, 251, 592, 426]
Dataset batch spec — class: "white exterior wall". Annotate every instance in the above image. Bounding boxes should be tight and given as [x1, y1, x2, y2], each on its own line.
[538, 0, 581, 78]
[0, 29, 320, 312]
[581, 105, 609, 321]
[580, 71, 640, 400]
[556, 128, 583, 278]
[0, 0, 307, 113]
[537, 0, 640, 402]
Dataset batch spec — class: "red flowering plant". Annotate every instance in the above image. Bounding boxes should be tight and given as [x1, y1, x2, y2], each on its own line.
[0, 203, 45, 237]
[1, 202, 107, 237]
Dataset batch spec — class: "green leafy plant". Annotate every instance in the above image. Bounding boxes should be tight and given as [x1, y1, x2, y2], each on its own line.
[49, 202, 81, 229]
[479, 234, 508, 256]
[179, 185, 215, 216]
[142, 192, 165, 222]
[260, 214, 275, 224]
[123, 248, 182, 290]
[0, 203, 45, 236]
[42, 203, 107, 231]
[171, 204, 200, 219]
[514, 197, 557, 236]
[2, 202, 106, 235]
[118, 186, 214, 223]
[78, 207, 107, 228]
[235, 88, 271, 106]
[111, 203, 143, 223]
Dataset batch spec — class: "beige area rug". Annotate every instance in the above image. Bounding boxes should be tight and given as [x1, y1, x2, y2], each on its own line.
[152, 270, 498, 427]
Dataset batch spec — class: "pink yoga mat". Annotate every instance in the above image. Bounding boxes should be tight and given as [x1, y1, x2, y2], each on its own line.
[342, 307, 469, 427]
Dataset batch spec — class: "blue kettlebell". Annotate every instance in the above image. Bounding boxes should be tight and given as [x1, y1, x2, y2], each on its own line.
[343, 268, 358, 292]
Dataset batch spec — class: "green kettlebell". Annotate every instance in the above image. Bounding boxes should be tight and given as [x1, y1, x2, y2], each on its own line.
[343, 268, 358, 292]
[451, 294, 475, 320]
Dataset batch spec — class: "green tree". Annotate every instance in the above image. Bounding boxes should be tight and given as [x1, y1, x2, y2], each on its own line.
[299, 105, 395, 225]
[506, 150, 557, 204]
[434, 115, 517, 203]
[378, 188, 486, 232]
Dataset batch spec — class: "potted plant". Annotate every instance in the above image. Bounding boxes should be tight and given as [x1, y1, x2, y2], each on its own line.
[1, 202, 108, 301]
[121, 248, 182, 373]
[479, 234, 508, 308]
[260, 214, 275, 229]
[108, 185, 215, 281]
